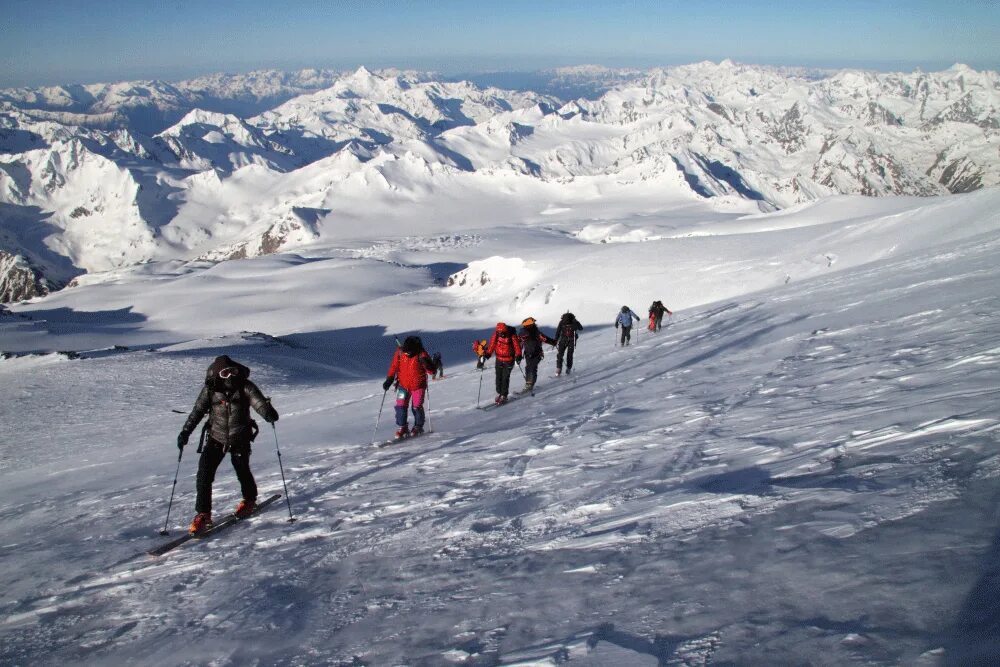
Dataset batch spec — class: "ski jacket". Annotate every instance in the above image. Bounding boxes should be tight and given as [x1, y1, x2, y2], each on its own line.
[387, 348, 436, 392]
[616, 309, 640, 328]
[554, 317, 583, 346]
[519, 324, 555, 359]
[649, 301, 671, 317]
[486, 324, 522, 364]
[182, 356, 277, 449]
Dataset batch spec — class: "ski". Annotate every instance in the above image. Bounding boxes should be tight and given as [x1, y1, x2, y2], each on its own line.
[478, 396, 519, 411]
[376, 430, 433, 447]
[147, 493, 282, 557]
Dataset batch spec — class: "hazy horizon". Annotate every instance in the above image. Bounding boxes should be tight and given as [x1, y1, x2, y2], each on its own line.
[2, 0, 996, 89]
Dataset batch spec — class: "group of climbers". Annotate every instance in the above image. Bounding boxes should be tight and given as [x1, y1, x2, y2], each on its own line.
[615, 301, 673, 345]
[474, 311, 584, 404]
[174, 302, 669, 536]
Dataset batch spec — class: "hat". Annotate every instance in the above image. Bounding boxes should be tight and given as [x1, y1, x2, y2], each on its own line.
[521, 317, 536, 327]
[401, 336, 422, 355]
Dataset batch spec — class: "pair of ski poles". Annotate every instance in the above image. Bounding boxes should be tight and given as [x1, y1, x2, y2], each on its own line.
[161, 422, 295, 535]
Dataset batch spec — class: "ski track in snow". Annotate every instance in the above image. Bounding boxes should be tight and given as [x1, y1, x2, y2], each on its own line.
[2, 218, 1000, 664]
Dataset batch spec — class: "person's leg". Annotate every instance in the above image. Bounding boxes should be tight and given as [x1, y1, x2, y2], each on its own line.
[195, 442, 226, 513]
[498, 363, 513, 397]
[394, 387, 411, 429]
[410, 388, 426, 429]
[525, 356, 539, 385]
[620, 326, 627, 346]
[556, 341, 567, 373]
[566, 343, 575, 372]
[230, 449, 257, 504]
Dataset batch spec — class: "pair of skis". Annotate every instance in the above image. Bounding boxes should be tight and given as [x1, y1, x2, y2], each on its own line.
[376, 429, 433, 448]
[147, 493, 282, 557]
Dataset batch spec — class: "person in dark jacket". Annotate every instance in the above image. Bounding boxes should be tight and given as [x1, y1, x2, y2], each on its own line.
[431, 351, 444, 379]
[518, 317, 556, 393]
[615, 305, 641, 346]
[553, 312, 583, 376]
[484, 322, 522, 404]
[383, 336, 437, 439]
[648, 300, 673, 331]
[178, 355, 279, 535]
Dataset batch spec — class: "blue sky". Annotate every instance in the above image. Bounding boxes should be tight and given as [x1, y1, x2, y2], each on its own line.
[1, 0, 997, 87]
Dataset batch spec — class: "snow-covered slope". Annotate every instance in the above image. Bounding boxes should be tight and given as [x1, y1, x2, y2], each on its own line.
[1, 187, 999, 664]
[1, 63, 998, 303]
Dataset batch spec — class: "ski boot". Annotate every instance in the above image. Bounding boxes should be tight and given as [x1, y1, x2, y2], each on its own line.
[555, 368, 561, 377]
[395, 426, 410, 440]
[189, 512, 213, 536]
[410, 426, 424, 437]
[566, 368, 572, 375]
[235, 499, 257, 519]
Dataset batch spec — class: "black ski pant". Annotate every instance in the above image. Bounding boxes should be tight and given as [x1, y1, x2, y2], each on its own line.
[654, 314, 664, 331]
[524, 354, 542, 385]
[620, 325, 632, 345]
[556, 340, 575, 372]
[195, 439, 257, 514]
[495, 361, 514, 397]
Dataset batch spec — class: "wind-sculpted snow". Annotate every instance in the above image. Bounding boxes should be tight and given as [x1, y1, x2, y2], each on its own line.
[1, 63, 999, 301]
[1, 189, 1000, 664]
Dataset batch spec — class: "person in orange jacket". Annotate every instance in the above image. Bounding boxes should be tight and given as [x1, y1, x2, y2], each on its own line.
[483, 322, 522, 405]
[472, 339, 488, 369]
[383, 336, 437, 439]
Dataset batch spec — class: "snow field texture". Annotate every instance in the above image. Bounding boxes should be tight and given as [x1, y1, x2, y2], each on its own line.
[1, 190, 1000, 664]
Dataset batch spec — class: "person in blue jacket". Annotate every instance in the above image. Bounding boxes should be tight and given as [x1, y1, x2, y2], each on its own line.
[615, 305, 641, 346]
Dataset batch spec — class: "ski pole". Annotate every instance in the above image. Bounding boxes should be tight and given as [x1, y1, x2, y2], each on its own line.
[159, 449, 184, 535]
[271, 424, 295, 523]
[424, 383, 433, 433]
[476, 365, 484, 408]
[372, 388, 389, 444]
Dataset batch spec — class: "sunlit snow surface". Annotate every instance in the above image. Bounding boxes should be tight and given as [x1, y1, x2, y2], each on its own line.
[2, 191, 1000, 665]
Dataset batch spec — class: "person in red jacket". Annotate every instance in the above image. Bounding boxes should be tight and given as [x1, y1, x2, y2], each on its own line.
[383, 336, 437, 439]
[483, 322, 522, 405]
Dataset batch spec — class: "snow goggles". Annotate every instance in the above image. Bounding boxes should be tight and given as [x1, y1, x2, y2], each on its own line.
[218, 367, 239, 379]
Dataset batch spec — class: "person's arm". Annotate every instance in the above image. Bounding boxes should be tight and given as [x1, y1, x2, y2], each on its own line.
[178, 386, 211, 449]
[246, 381, 278, 422]
[484, 333, 497, 358]
[513, 335, 523, 362]
[420, 351, 436, 375]
[383, 350, 400, 390]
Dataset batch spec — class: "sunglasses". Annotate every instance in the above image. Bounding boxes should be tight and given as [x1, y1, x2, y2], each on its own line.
[218, 367, 239, 379]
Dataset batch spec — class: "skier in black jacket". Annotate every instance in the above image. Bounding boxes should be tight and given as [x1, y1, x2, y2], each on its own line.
[648, 300, 672, 331]
[178, 355, 279, 535]
[518, 317, 556, 392]
[553, 312, 583, 376]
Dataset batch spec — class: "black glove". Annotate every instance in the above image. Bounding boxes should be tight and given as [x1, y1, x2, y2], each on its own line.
[615, 323, 619, 329]
[476, 360, 485, 369]
[515, 356, 522, 364]
[177, 431, 190, 451]
[382, 377, 394, 391]
[264, 408, 279, 424]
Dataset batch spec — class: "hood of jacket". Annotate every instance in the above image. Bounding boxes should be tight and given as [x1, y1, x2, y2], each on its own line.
[205, 355, 250, 391]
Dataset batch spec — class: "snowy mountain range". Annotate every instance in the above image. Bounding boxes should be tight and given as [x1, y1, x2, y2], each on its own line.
[3, 62, 1000, 665]
[1, 61, 999, 302]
